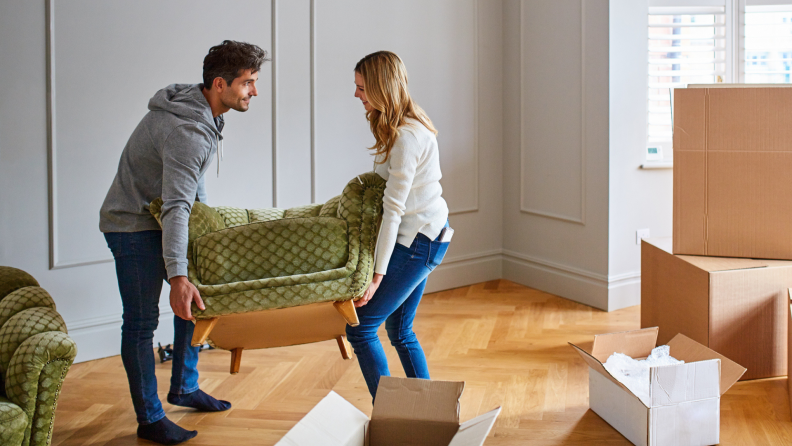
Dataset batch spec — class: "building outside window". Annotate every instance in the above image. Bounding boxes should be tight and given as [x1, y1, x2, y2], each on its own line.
[647, 1, 792, 150]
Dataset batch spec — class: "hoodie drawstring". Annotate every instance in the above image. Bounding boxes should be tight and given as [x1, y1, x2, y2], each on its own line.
[216, 135, 223, 177]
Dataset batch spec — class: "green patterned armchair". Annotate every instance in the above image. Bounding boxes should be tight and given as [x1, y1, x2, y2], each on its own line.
[0, 267, 77, 446]
[150, 172, 385, 373]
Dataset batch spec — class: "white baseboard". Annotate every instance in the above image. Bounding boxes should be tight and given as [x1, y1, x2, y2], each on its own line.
[67, 248, 505, 363]
[68, 250, 639, 363]
[425, 249, 502, 293]
[501, 250, 641, 312]
[606, 272, 641, 311]
[69, 310, 176, 363]
[502, 251, 609, 310]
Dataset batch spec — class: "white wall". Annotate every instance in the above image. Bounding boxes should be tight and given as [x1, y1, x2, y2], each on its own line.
[499, 0, 673, 312]
[502, 0, 612, 310]
[608, 0, 673, 310]
[1, 0, 673, 362]
[0, 0, 502, 363]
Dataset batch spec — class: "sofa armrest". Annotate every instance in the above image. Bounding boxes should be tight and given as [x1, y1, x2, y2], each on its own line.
[5, 331, 76, 446]
[338, 172, 386, 297]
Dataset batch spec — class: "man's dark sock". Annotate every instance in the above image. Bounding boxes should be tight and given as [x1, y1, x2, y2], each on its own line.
[137, 417, 197, 445]
[167, 389, 231, 412]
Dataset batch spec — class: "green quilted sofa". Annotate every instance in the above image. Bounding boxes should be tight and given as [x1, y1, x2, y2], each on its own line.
[0, 267, 77, 446]
[150, 172, 385, 356]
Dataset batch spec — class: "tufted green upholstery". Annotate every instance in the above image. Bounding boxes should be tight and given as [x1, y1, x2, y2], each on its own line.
[248, 208, 287, 224]
[149, 172, 385, 319]
[0, 269, 38, 307]
[195, 217, 349, 285]
[0, 396, 26, 446]
[0, 267, 77, 446]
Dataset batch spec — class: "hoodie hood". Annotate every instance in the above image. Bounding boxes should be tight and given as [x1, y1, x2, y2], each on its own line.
[148, 84, 222, 139]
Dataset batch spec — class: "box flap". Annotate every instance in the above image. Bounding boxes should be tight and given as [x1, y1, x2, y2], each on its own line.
[677, 255, 768, 273]
[590, 327, 659, 362]
[667, 334, 747, 395]
[369, 420, 459, 446]
[568, 342, 646, 405]
[372, 377, 463, 424]
[448, 407, 502, 446]
[276, 391, 369, 446]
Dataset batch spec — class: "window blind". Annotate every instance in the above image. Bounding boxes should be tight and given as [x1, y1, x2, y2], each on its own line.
[647, 6, 727, 142]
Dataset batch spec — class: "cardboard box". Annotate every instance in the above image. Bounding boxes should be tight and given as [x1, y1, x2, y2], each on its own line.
[641, 237, 791, 379]
[570, 327, 746, 446]
[276, 377, 502, 446]
[788, 289, 792, 412]
[673, 84, 792, 260]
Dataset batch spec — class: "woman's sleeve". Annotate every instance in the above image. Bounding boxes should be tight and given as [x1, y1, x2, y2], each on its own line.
[374, 132, 420, 275]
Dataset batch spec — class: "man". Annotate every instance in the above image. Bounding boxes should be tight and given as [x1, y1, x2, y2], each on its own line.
[100, 40, 268, 445]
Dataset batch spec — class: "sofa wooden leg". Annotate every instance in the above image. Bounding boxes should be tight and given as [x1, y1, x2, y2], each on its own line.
[333, 300, 359, 327]
[191, 317, 218, 347]
[230, 348, 243, 374]
[336, 335, 353, 360]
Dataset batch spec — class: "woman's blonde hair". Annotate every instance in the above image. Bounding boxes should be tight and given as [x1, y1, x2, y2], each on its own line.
[355, 51, 437, 163]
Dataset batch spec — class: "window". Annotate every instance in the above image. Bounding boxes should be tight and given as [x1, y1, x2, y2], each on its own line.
[646, 1, 792, 151]
[744, 4, 792, 83]
[647, 6, 727, 143]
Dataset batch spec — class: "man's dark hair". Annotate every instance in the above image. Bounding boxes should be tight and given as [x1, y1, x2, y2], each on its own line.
[203, 40, 269, 89]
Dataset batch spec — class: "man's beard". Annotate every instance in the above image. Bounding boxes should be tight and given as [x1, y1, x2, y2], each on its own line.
[223, 97, 251, 112]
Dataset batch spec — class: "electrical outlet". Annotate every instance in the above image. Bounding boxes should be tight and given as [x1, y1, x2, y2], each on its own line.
[636, 228, 650, 245]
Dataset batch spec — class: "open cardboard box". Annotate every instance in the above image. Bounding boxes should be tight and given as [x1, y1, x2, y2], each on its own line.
[276, 376, 502, 446]
[570, 327, 746, 446]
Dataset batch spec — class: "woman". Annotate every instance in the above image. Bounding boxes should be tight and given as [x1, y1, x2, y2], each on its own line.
[346, 51, 452, 399]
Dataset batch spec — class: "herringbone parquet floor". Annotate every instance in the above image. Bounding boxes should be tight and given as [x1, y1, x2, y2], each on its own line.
[52, 280, 792, 445]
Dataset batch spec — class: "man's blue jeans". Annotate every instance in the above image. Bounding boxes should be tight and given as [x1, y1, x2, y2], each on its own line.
[346, 228, 450, 398]
[104, 230, 200, 425]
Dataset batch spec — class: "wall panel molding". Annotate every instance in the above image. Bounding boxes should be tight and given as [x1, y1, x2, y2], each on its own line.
[448, 0, 481, 215]
[311, 0, 481, 214]
[68, 306, 173, 332]
[271, 0, 278, 207]
[46, 0, 113, 269]
[310, 0, 317, 204]
[47, 0, 273, 269]
[519, 0, 587, 225]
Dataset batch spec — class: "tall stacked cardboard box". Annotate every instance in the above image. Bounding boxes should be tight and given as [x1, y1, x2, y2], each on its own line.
[673, 85, 792, 259]
[641, 85, 792, 380]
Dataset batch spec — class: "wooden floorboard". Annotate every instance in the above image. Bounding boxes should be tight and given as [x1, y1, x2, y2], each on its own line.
[52, 279, 792, 445]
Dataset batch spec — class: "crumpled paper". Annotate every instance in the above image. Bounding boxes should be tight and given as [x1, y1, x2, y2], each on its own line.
[602, 345, 684, 406]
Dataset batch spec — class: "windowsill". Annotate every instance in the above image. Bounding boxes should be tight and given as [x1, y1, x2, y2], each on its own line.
[639, 161, 673, 170]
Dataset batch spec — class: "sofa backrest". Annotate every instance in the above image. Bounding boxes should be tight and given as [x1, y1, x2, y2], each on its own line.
[0, 267, 67, 385]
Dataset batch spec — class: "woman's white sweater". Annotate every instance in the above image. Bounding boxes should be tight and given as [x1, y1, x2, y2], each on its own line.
[373, 119, 449, 275]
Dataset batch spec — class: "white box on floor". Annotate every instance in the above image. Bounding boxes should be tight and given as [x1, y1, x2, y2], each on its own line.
[276, 376, 502, 446]
[570, 327, 746, 446]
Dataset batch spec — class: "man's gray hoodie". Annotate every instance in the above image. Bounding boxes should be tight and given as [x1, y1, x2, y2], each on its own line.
[100, 84, 222, 279]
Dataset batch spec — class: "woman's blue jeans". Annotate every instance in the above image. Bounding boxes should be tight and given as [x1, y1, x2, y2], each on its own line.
[104, 230, 200, 425]
[346, 228, 450, 398]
